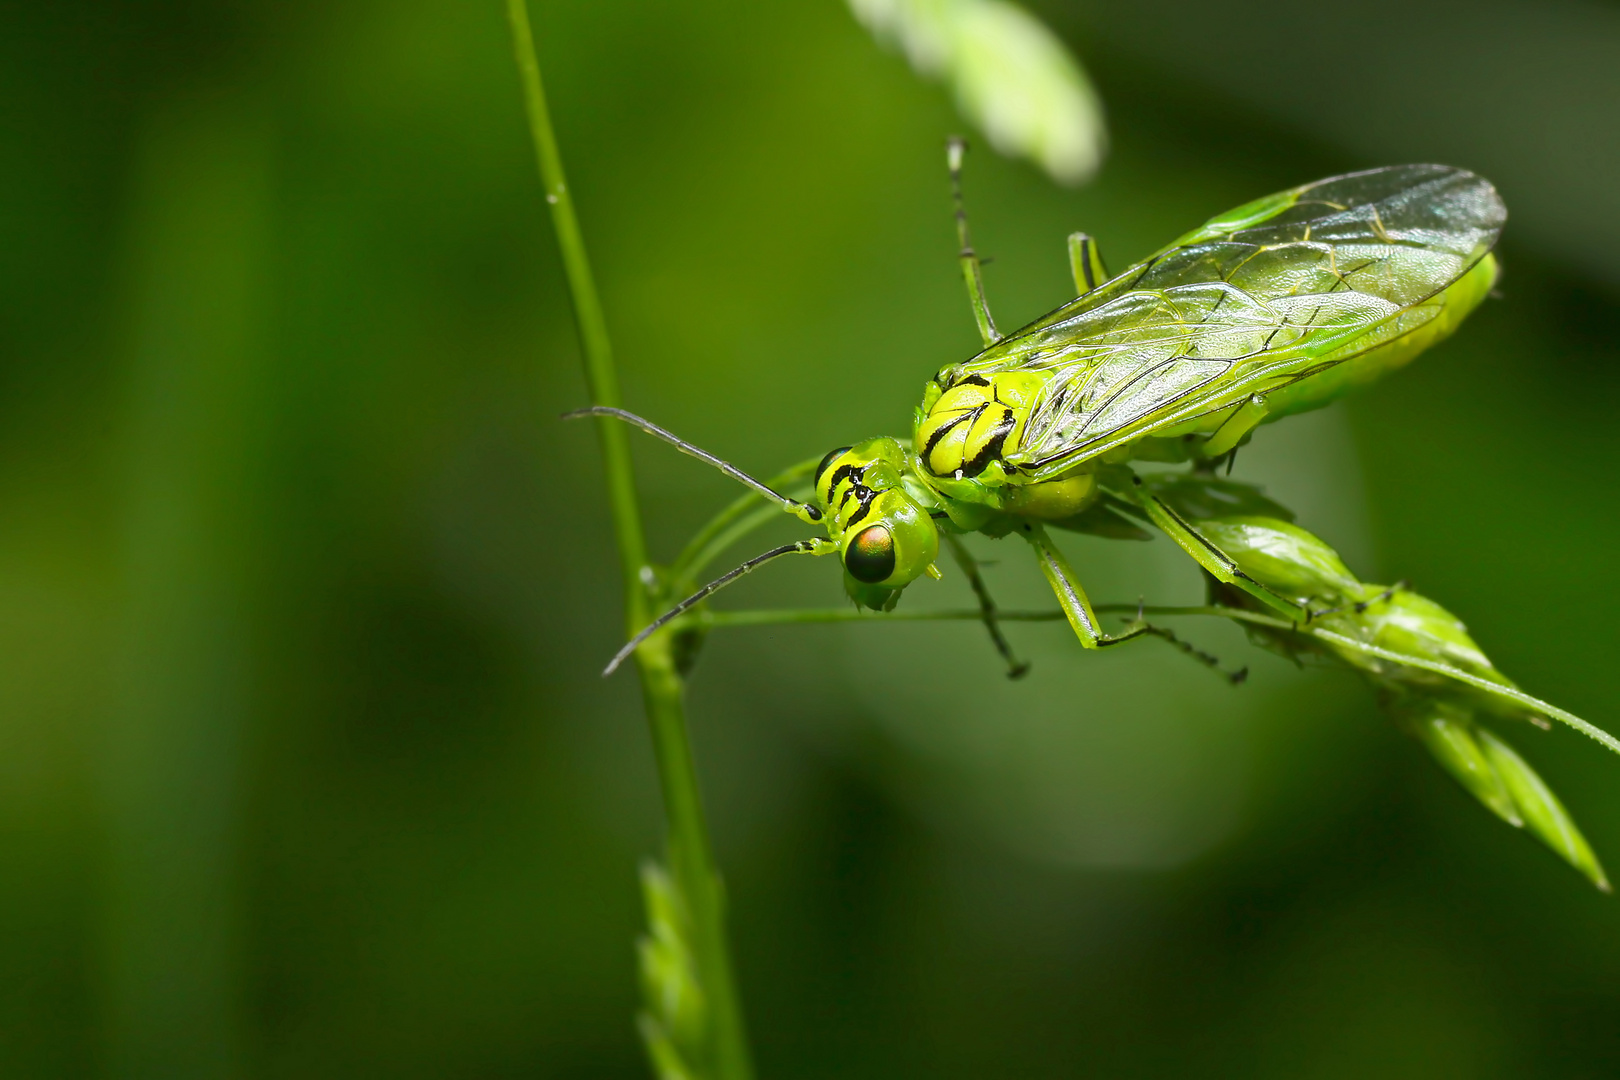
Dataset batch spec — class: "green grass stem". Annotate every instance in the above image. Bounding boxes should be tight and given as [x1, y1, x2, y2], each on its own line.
[504, 4, 754, 1077]
[703, 604, 1620, 755]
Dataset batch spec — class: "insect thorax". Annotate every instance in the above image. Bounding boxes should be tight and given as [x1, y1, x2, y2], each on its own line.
[912, 369, 1099, 521]
[914, 370, 1047, 481]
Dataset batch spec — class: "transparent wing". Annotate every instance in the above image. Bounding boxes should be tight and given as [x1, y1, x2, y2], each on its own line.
[950, 165, 1505, 472]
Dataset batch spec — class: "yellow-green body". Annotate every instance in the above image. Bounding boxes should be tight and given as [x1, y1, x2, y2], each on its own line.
[586, 161, 1616, 890]
[809, 165, 1506, 608]
[909, 253, 1497, 523]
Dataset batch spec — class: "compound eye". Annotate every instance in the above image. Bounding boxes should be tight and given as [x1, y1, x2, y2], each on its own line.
[814, 445, 853, 486]
[844, 525, 895, 584]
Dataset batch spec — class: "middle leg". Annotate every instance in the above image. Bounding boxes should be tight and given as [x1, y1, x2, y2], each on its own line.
[1021, 523, 1247, 680]
[1020, 523, 1150, 648]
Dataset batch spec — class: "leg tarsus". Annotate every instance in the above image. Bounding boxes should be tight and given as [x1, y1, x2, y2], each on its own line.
[1130, 621, 1248, 685]
[1025, 526, 1241, 678]
[1311, 579, 1410, 621]
[1355, 579, 1409, 614]
[944, 532, 1030, 679]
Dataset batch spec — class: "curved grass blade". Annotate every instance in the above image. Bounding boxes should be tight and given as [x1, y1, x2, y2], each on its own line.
[1293, 622, 1620, 758]
[698, 599, 1620, 758]
[1411, 708, 1522, 827]
[1476, 729, 1611, 891]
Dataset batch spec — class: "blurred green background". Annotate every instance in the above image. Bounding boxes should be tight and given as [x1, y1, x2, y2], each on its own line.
[5, 0, 1620, 1075]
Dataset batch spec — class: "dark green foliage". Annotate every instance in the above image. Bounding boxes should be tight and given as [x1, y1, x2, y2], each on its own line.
[6, 0, 1620, 1076]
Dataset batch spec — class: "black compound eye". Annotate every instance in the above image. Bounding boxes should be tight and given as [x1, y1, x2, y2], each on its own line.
[814, 446, 853, 486]
[844, 525, 895, 584]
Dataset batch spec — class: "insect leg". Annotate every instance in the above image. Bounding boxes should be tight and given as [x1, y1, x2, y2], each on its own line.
[1130, 476, 1304, 620]
[1067, 232, 1109, 296]
[1135, 622, 1248, 685]
[943, 532, 1030, 679]
[564, 405, 822, 524]
[1201, 394, 1270, 459]
[1021, 524, 1150, 649]
[946, 137, 999, 347]
[1309, 579, 1411, 621]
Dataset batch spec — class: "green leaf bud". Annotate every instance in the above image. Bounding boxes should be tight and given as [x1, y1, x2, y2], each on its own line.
[1406, 704, 1521, 826]
[1477, 729, 1611, 891]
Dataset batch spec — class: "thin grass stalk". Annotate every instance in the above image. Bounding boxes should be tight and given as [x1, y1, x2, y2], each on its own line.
[504, 4, 754, 1077]
[701, 604, 1620, 754]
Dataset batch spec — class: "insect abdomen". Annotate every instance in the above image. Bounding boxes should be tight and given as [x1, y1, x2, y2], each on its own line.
[1264, 254, 1500, 422]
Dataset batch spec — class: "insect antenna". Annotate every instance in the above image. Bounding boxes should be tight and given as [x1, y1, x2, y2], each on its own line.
[603, 537, 833, 677]
[564, 406, 822, 522]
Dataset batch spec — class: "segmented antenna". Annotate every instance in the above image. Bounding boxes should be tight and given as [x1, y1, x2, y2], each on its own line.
[565, 406, 822, 522]
[603, 538, 834, 676]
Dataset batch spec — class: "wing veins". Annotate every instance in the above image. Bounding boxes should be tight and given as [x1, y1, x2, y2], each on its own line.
[1020, 296, 1453, 474]
[958, 165, 1503, 471]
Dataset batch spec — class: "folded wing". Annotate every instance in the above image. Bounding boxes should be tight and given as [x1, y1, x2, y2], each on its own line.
[950, 165, 1505, 472]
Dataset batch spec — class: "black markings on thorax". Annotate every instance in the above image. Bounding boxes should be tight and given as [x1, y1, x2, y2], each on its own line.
[822, 462, 857, 503]
[962, 406, 1017, 476]
[921, 405, 981, 460]
[921, 376, 1019, 479]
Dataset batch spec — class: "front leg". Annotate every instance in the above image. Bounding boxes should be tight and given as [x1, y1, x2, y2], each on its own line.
[943, 532, 1030, 678]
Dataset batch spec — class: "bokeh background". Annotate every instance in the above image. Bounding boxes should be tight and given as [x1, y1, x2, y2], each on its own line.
[6, 0, 1620, 1075]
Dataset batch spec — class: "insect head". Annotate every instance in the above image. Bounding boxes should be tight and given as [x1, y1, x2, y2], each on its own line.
[813, 437, 940, 611]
